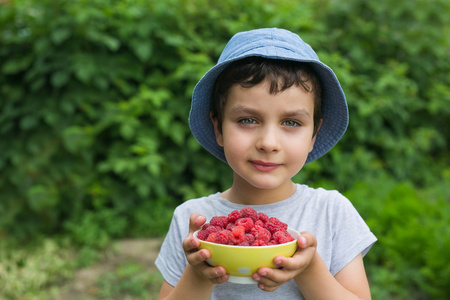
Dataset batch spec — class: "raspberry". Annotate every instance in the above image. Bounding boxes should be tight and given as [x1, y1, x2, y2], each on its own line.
[226, 222, 236, 231]
[272, 231, 290, 244]
[207, 233, 217, 242]
[257, 212, 269, 223]
[243, 233, 255, 244]
[229, 226, 245, 244]
[286, 232, 295, 242]
[240, 206, 258, 222]
[265, 224, 282, 234]
[210, 216, 228, 228]
[235, 217, 254, 232]
[199, 210, 293, 246]
[215, 230, 231, 244]
[206, 225, 222, 235]
[269, 217, 288, 230]
[252, 240, 267, 246]
[250, 225, 271, 243]
[265, 217, 288, 234]
[227, 210, 241, 224]
[197, 230, 208, 241]
[255, 220, 265, 227]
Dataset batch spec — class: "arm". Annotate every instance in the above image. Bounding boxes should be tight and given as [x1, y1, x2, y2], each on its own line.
[252, 231, 371, 300]
[158, 213, 229, 300]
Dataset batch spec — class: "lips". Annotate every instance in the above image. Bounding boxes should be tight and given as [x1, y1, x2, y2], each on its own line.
[249, 160, 281, 172]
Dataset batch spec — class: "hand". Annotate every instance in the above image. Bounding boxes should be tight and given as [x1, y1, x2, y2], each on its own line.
[252, 231, 317, 292]
[182, 213, 229, 284]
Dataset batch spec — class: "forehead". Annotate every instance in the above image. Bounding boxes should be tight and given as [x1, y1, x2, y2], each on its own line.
[224, 79, 315, 114]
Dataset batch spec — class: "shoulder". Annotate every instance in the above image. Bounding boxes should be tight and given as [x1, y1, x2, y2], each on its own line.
[295, 184, 361, 225]
[297, 184, 351, 208]
[172, 192, 223, 220]
[298, 184, 372, 236]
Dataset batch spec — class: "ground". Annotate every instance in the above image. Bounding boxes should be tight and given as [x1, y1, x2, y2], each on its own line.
[53, 238, 163, 300]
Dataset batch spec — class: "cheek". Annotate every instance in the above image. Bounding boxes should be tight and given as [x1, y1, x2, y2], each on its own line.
[285, 136, 315, 161]
[221, 130, 251, 159]
[223, 132, 246, 151]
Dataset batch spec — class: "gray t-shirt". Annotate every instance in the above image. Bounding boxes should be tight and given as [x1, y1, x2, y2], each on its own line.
[155, 184, 377, 299]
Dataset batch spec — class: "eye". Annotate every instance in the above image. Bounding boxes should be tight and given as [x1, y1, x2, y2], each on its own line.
[283, 120, 301, 127]
[239, 118, 257, 125]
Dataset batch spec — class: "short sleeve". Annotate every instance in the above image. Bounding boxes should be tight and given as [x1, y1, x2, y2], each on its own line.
[329, 193, 377, 276]
[155, 208, 189, 287]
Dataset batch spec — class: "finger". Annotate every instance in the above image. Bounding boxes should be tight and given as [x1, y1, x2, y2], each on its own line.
[270, 237, 318, 274]
[183, 213, 207, 251]
[257, 283, 280, 292]
[211, 275, 229, 285]
[253, 268, 284, 289]
[187, 259, 228, 284]
[254, 273, 281, 292]
[297, 231, 317, 249]
[209, 266, 229, 284]
[185, 248, 229, 283]
[182, 234, 201, 252]
[272, 252, 308, 273]
[185, 247, 211, 266]
[189, 213, 207, 233]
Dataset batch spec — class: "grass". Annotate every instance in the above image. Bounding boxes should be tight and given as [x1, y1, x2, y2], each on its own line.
[96, 263, 163, 299]
[0, 238, 75, 300]
[0, 237, 163, 300]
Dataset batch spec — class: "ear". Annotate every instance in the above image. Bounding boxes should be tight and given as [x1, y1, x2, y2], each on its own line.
[210, 112, 224, 147]
[309, 118, 323, 153]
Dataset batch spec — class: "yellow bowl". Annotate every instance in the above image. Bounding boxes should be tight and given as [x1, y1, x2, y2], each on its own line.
[194, 228, 299, 284]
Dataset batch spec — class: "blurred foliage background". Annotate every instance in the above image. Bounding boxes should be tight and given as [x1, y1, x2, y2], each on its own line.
[0, 0, 449, 299]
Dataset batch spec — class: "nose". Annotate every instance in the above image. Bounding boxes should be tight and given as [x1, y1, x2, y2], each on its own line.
[255, 125, 281, 153]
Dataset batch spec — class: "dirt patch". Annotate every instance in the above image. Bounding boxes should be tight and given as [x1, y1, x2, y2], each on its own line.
[54, 238, 163, 300]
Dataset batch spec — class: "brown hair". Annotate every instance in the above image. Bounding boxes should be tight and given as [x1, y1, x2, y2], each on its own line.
[210, 57, 322, 137]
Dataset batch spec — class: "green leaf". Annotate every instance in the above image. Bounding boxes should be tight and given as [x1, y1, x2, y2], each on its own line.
[120, 123, 135, 139]
[1, 56, 33, 74]
[132, 40, 153, 62]
[20, 115, 38, 130]
[51, 70, 70, 88]
[51, 27, 71, 45]
[169, 122, 185, 145]
[62, 126, 93, 153]
[27, 185, 59, 212]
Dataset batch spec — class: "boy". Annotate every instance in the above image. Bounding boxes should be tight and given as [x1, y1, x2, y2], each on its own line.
[155, 28, 376, 299]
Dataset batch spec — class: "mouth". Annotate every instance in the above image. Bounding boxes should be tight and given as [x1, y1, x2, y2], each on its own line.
[249, 160, 281, 172]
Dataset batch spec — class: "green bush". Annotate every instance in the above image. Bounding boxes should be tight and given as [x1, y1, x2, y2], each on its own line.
[0, 0, 234, 240]
[345, 172, 450, 299]
[294, 0, 450, 190]
[1, 0, 449, 298]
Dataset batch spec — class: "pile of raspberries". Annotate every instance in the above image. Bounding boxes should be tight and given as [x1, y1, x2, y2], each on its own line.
[197, 207, 295, 246]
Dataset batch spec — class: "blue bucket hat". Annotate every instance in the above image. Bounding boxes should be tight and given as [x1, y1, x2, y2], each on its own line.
[189, 28, 348, 164]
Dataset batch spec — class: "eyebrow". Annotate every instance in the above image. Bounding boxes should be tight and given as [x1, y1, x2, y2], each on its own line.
[282, 109, 312, 119]
[229, 105, 312, 119]
[228, 105, 258, 117]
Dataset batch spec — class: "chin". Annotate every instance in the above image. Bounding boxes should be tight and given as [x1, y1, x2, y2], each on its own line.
[246, 178, 292, 191]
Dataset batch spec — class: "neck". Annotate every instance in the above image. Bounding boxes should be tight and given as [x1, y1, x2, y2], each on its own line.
[222, 180, 296, 206]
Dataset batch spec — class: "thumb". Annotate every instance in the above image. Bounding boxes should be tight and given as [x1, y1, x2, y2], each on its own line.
[189, 213, 207, 234]
[297, 231, 317, 249]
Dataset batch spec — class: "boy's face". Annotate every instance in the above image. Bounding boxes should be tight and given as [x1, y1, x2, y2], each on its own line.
[212, 78, 318, 193]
